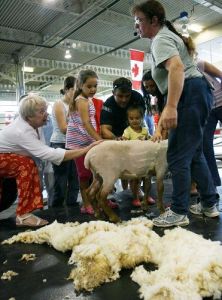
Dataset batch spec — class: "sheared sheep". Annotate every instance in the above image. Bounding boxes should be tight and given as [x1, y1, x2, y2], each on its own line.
[84, 140, 168, 222]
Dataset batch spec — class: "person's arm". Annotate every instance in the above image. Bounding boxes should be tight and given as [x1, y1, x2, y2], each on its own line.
[54, 101, 67, 134]
[159, 55, 184, 130]
[78, 99, 102, 141]
[63, 140, 103, 161]
[100, 124, 116, 139]
[203, 61, 222, 80]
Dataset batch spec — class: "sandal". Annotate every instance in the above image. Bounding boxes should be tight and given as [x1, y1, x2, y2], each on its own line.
[132, 199, 142, 207]
[16, 213, 49, 228]
[80, 205, 94, 215]
[107, 199, 119, 209]
[147, 196, 156, 205]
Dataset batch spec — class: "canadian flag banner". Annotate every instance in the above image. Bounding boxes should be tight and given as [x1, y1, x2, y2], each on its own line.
[129, 49, 145, 90]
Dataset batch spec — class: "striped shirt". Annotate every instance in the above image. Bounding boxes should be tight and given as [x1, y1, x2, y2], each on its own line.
[66, 97, 97, 149]
[197, 61, 222, 109]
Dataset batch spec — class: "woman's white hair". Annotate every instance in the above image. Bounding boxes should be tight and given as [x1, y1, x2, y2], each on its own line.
[19, 93, 48, 119]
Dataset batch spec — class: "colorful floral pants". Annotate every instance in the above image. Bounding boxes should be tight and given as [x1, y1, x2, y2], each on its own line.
[0, 153, 43, 216]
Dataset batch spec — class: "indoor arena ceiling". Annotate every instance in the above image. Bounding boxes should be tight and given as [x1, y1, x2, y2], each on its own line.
[0, 0, 222, 97]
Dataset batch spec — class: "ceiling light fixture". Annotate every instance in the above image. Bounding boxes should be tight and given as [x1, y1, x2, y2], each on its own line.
[188, 24, 203, 33]
[22, 66, 34, 73]
[181, 24, 190, 37]
[65, 49, 72, 59]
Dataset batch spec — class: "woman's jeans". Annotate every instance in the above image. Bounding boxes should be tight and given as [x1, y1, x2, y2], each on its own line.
[144, 114, 154, 136]
[50, 142, 79, 207]
[168, 78, 217, 215]
[203, 106, 222, 187]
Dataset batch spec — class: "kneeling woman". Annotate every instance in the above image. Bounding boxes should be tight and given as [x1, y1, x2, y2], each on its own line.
[0, 94, 100, 227]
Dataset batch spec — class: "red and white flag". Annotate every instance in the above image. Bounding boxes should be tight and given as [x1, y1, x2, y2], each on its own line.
[129, 49, 145, 90]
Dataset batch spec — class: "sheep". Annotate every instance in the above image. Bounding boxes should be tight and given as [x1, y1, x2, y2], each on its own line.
[84, 140, 168, 222]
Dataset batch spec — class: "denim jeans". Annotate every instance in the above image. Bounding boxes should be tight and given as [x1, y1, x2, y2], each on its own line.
[168, 77, 217, 215]
[50, 142, 79, 207]
[144, 114, 154, 136]
[203, 106, 222, 187]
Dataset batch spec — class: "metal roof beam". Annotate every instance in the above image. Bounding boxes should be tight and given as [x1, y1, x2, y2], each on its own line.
[0, 26, 43, 46]
[20, 0, 93, 14]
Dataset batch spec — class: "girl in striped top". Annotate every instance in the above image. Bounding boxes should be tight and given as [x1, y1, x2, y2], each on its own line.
[66, 70, 102, 215]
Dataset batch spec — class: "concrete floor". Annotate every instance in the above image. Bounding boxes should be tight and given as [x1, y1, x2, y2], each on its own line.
[0, 158, 222, 300]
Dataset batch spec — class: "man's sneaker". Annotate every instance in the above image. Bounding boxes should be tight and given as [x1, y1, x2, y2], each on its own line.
[190, 202, 220, 217]
[152, 208, 189, 227]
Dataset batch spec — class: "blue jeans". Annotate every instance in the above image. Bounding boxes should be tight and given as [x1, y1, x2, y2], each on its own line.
[144, 114, 154, 136]
[203, 106, 222, 187]
[168, 78, 217, 215]
[50, 142, 79, 207]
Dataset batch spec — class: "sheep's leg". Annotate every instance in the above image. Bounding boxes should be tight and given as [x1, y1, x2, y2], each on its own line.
[141, 176, 151, 210]
[156, 176, 165, 213]
[130, 179, 140, 199]
[86, 178, 100, 199]
[86, 178, 101, 218]
[79, 180, 92, 207]
[99, 188, 121, 223]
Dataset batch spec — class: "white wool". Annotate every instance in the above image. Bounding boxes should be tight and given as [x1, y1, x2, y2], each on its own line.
[2, 220, 117, 252]
[2, 218, 159, 291]
[131, 227, 222, 300]
[68, 222, 160, 291]
[3, 221, 222, 298]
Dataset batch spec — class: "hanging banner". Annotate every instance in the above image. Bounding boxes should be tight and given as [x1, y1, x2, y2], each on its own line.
[129, 49, 145, 90]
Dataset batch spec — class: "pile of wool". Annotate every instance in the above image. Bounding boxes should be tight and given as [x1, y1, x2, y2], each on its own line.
[2, 218, 159, 291]
[68, 218, 159, 291]
[131, 227, 222, 300]
[2, 220, 118, 252]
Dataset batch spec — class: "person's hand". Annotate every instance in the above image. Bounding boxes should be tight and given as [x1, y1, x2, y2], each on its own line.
[160, 105, 177, 129]
[137, 136, 145, 141]
[151, 127, 163, 142]
[116, 136, 125, 141]
[88, 140, 103, 150]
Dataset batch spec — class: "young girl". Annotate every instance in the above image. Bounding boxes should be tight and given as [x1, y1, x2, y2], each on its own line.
[123, 105, 155, 207]
[66, 70, 102, 215]
[50, 76, 79, 207]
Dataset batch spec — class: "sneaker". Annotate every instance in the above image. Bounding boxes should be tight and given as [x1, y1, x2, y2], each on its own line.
[152, 208, 189, 227]
[132, 199, 142, 207]
[190, 202, 219, 217]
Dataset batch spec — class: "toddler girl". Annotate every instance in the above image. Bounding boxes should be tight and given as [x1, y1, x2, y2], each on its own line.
[123, 105, 155, 207]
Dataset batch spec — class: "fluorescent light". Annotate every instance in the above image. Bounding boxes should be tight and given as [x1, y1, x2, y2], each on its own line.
[210, 5, 222, 14]
[65, 49, 72, 59]
[188, 24, 203, 33]
[23, 66, 34, 73]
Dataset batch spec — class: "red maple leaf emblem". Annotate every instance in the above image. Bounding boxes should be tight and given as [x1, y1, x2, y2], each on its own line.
[132, 63, 139, 77]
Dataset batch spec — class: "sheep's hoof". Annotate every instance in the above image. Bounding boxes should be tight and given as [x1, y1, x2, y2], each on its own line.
[141, 201, 149, 211]
[109, 215, 121, 223]
[158, 207, 165, 214]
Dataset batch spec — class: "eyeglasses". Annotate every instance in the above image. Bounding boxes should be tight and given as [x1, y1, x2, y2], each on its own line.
[134, 17, 146, 25]
[36, 107, 48, 115]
